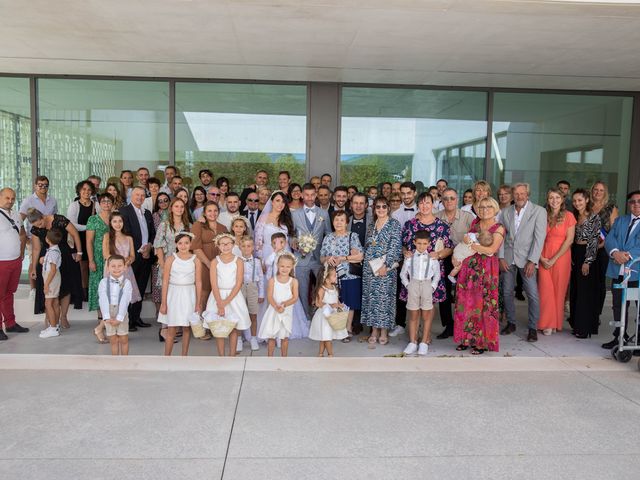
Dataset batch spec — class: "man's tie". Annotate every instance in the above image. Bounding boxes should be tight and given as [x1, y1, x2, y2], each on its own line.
[624, 217, 639, 243]
[249, 211, 255, 230]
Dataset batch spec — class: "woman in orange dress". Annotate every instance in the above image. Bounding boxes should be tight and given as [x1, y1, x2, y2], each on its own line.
[537, 188, 576, 335]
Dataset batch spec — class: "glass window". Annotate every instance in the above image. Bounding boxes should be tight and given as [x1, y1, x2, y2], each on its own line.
[491, 93, 633, 207]
[0, 77, 31, 206]
[37, 79, 169, 209]
[340, 87, 488, 194]
[175, 83, 307, 191]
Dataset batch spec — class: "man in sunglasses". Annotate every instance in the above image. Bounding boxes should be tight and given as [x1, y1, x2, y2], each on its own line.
[19, 176, 58, 221]
[602, 190, 640, 350]
[241, 193, 261, 232]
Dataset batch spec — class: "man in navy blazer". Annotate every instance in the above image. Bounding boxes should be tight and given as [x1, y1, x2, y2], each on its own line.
[602, 190, 640, 349]
[119, 186, 156, 331]
[291, 183, 332, 319]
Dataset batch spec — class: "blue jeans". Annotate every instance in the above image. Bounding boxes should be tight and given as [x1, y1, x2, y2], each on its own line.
[501, 265, 540, 331]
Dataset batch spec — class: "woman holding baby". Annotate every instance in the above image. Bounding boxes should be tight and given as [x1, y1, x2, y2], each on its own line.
[452, 196, 505, 354]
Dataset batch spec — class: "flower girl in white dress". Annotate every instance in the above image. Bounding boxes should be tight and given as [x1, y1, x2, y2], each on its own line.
[309, 265, 348, 356]
[204, 233, 251, 357]
[258, 253, 299, 357]
[158, 232, 202, 356]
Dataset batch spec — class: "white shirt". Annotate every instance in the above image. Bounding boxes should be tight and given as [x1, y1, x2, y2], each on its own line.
[304, 206, 316, 225]
[514, 201, 529, 235]
[400, 251, 440, 291]
[134, 206, 149, 247]
[0, 207, 22, 261]
[142, 196, 154, 213]
[43, 245, 62, 276]
[98, 275, 133, 322]
[218, 210, 242, 231]
[392, 203, 417, 227]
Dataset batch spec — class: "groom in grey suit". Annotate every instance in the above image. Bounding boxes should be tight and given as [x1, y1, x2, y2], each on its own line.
[292, 183, 332, 319]
[499, 183, 547, 342]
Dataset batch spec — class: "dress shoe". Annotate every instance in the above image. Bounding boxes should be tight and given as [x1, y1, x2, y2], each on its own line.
[500, 323, 516, 335]
[137, 320, 151, 328]
[6, 323, 29, 333]
[515, 292, 526, 301]
[527, 328, 538, 342]
[436, 329, 453, 340]
[128, 325, 138, 332]
[601, 337, 628, 349]
[0, 330, 8, 341]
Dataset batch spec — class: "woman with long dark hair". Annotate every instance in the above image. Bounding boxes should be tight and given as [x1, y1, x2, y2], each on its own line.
[254, 190, 294, 262]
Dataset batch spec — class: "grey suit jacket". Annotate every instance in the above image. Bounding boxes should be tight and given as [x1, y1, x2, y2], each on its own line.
[292, 206, 332, 266]
[498, 201, 547, 268]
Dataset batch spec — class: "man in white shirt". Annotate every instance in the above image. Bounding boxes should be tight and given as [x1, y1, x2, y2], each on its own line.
[199, 169, 214, 192]
[218, 193, 244, 231]
[317, 185, 332, 211]
[392, 181, 417, 228]
[0, 188, 29, 340]
[160, 165, 179, 195]
[136, 167, 151, 196]
[19, 176, 57, 221]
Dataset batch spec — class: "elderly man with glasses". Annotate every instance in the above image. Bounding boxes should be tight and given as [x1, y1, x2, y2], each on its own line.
[435, 188, 474, 338]
[242, 193, 262, 232]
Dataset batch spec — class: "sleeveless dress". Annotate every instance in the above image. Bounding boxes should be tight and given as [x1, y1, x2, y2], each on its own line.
[259, 277, 294, 340]
[104, 236, 142, 304]
[204, 255, 251, 331]
[157, 254, 196, 327]
[308, 287, 348, 341]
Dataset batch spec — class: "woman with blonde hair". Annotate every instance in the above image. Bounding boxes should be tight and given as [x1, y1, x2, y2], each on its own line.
[461, 180, 492, 218]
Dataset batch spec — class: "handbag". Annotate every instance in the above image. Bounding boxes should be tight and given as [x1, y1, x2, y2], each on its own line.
[189, 313, 206, 339]
[327, 308, 349, 331]
[348, 232, 363, 277]
[203, 310, 239, 338]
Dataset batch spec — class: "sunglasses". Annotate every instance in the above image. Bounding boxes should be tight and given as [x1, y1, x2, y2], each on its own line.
[375, 205, 388, 210]
[36, 183, 49, 188]
[209, 193, 220, 197]
[247, 198, 259, 203]
[629, 199, 640, 205]
[158, 199, 170, 204]
[442, 196, 456, 201]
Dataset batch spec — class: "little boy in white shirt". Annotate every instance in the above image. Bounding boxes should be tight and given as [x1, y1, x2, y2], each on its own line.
[239, 236, 265, 352]
[39, 229, 63, 339]
[98, 255, 133, 355]
[400, 230, 441, 356]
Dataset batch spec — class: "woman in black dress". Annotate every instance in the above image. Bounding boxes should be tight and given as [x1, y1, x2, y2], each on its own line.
[27, 209, 84, 326]
[67, 180, 97, 300]
[569, 189, 602, 338]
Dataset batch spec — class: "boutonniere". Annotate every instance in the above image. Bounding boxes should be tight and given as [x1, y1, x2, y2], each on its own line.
[318, 216, 324, 222]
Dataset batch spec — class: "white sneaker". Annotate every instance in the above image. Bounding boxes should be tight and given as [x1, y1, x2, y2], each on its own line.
[39, 326, 59, 338]
[542, 328, 553, 336]
[417, 342, 429, 356]
[403, 342, 418, 355]
[389, 325, 405, 337]
[236, 337, 243, 353]
[250, 337, 260, 351]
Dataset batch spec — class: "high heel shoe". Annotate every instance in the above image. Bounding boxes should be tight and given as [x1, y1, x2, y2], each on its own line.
[158, 328, 165, 342]
[574, 333, 591, 339]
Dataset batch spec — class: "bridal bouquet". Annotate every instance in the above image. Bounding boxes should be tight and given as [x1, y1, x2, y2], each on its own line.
[298, 233, 317, 257]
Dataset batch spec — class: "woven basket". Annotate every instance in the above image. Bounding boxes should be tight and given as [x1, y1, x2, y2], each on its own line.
[190, 321, 206, 339]
[327, 309, 348, 331]
[208, 319, 238, 338]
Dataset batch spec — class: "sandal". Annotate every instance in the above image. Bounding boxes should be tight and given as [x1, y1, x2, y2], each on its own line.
[471, 347, 486, 355]
[93, 326, 108, 344]
[342, 333, 353, 344]
[379, 336, 389, 346]
[456, 344, 469, 351]
[368, 335, 378, 344]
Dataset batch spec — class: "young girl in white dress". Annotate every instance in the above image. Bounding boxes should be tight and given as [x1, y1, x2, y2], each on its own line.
[231, 217, 249, 257]
[309, 265, 348, 356]
[204, 233, 251, 357]
[102, 212, 142, 304]
[158, 232, 202, 356]
[258, 252, 299, 357]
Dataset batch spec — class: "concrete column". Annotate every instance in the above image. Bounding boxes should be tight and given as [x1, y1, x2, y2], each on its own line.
[307, 83, 340, 185]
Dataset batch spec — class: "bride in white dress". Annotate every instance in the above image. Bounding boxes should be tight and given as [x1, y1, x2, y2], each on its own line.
[254, 191, 310, 340]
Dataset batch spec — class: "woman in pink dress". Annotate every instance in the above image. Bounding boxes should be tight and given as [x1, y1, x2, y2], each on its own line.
[537, 188, 576, 335]
[453, 197, 505, 354]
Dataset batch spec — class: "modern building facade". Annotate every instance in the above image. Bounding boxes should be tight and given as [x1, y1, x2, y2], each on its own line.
[1, 1, 639, 210]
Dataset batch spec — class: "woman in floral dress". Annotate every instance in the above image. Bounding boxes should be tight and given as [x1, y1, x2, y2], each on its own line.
[360, 196, 402, 345]
[401, 192, 453, 306]
[453, 197, 505, 354]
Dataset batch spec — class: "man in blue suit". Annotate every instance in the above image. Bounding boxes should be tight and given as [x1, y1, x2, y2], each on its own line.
[291, 183, 332, 319]
[602, 190, 640, 349]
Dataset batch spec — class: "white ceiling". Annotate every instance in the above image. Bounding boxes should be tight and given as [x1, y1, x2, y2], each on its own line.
[2, 0, 640, 91]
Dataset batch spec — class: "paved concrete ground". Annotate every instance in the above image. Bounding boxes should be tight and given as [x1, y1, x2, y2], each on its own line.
[1, 356, 639, 480]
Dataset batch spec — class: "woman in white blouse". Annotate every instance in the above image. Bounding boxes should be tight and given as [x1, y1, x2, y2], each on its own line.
[67, 180, 98, 298]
